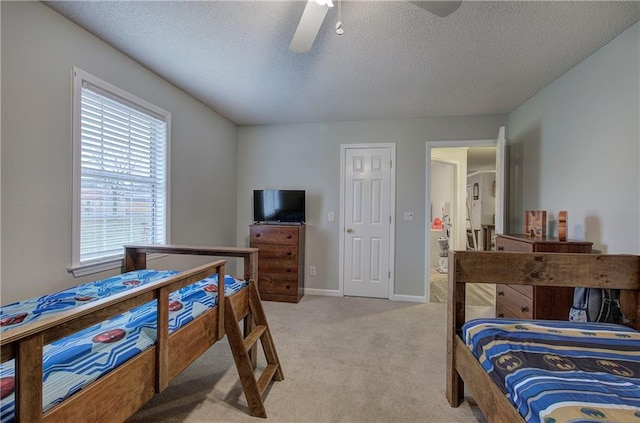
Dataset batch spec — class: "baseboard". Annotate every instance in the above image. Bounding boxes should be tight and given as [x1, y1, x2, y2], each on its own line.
[392, 294, 427, 303]
[303, 288, 342, 297]
[304, 289, 426, 303]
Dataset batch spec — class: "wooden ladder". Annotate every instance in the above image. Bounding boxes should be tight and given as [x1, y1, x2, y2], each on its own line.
[225, 282, 284, 418]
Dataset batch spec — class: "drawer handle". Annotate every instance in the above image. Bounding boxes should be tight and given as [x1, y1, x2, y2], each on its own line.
[285, 284, 291, 290]
[255, 233, 261, 237]
[497, 246, 504, 251]
[520, 306, 529, 313]
[287, 252, 292, 256]
[497, 313, 504, 318]
[287, 234, 292, 239]
[497, 290, 504, 296]
[286, 269, 291, 272]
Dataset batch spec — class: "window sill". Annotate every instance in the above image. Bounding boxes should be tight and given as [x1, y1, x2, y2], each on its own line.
[68, 253, 168, 278]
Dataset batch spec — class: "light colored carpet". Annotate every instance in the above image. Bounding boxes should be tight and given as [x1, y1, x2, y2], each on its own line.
[128, 296, 491, 423]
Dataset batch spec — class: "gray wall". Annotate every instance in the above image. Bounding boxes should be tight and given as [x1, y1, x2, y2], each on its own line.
[236, 116, 506, 299]
[3, 2, 637, 306]
[507, 22, 639, 254]
[1, 2, 239, 303]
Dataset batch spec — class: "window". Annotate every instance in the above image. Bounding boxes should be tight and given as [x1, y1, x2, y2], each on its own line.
[70, 68, 170, 276]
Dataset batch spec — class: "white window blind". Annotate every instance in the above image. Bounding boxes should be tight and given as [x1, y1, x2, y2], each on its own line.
[71, 69, 170, 272]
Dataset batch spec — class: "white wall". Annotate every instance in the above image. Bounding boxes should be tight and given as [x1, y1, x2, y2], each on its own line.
[429, 160, 454, 267]
[1, 2, 239, 303]
[430, 161, 455, 229]
[236, 116, 506, 299]
[507, 22, 639, 254]
[431, 148, 468, 252]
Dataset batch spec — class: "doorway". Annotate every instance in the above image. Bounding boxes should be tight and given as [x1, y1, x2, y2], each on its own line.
[425, 127, 506, 306]
[339, 144, 396, 299]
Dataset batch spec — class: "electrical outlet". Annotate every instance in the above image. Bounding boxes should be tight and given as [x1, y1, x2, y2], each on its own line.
[310, 266, 317, 276]
[328, 212, 335, 222]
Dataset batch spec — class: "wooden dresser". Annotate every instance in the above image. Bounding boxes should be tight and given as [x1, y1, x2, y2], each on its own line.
[249, 224, 305, 303]
[495, 234, 592, 320]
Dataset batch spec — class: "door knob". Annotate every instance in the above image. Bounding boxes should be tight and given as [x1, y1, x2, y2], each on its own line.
[346, 228, 353, 233]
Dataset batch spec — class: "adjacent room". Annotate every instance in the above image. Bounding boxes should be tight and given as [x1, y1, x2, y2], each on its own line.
[2, 1, 639, 422]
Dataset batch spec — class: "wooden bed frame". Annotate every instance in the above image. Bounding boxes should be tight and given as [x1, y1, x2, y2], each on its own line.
[446, 250, 640, 423]
[0, 244, 281, 422]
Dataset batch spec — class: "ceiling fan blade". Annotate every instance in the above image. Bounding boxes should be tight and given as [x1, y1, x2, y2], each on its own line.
[290, 0, 331, 53]
[409, 1, 462, 17]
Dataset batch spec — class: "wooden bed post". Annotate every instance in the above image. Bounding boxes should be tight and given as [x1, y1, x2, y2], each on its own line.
[245, 249, 259, 287]
[156, 286, 170, 392]
[124, 246, 146, 271]
[446, 251, 465, 407]
[16, 333, 44, 422]
[217, 263, 226, 341]
[244, 249, 259, 368]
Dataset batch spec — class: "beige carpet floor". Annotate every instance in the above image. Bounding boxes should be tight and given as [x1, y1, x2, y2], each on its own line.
[128, 296, 492, 423]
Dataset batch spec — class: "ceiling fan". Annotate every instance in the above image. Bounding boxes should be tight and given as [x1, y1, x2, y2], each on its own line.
[289, 0, 463, 53]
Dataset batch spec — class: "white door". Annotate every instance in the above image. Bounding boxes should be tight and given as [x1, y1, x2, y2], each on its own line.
[494, 126, 507, 234]
[342, 146, 394, 298]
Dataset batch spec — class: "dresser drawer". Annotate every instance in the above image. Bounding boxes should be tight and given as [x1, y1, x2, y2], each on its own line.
[250, 226, 299, 244]
[258, 263, 298, 281]
[258, 275, 299, 296]
[496, 301, 532, 320]
[496, 237, 533, 252]
[252, 244, 299, 261]
[509, 284, 532, 297]
[496, 284, 533, 319]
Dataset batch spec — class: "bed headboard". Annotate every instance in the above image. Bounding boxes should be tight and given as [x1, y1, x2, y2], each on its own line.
[447, 251, 640, 333]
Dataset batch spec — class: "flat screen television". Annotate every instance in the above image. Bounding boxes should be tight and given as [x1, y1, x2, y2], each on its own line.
[253, 189, 305, 224]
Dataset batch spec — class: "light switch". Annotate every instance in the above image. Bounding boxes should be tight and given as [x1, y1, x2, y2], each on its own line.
[404, 212, 414, 222]
[328, 212, 335, 222]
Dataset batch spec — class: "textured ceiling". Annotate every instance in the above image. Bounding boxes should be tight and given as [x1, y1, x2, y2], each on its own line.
[45, 1, 640, 125]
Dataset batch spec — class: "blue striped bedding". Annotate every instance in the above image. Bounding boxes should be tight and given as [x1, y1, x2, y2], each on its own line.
[0, 270, 247, 423]
[462, 318, 640, 423]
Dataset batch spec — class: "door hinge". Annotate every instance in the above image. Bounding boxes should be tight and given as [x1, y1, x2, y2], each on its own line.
[388, 271, 391, 279]
[390, 160, 392, 168]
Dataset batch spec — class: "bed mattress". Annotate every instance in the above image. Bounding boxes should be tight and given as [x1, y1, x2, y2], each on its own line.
[0, 269, 247, 423]
[462, 318, 640, 423]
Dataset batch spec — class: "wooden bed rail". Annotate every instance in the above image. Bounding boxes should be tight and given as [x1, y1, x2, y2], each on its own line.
[1, 258, 227, 423]
[124, 244, 259, 283]
[0, 259, 226, 361]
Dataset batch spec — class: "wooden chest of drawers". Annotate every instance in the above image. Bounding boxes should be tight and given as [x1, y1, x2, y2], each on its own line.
[495, 234, 592, 320]
[249, 224, 305, 303]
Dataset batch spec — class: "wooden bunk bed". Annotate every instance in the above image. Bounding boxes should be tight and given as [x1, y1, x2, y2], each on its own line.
[0, 244, 283, 422]
[446, 250, 640, 423]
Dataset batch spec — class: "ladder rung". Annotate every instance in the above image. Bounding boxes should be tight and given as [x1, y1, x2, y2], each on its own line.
[257, 364, 279, 396]
[244, 325, 267, 351]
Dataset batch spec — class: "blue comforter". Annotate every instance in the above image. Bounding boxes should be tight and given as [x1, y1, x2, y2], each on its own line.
[463, 318, 640, 423]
